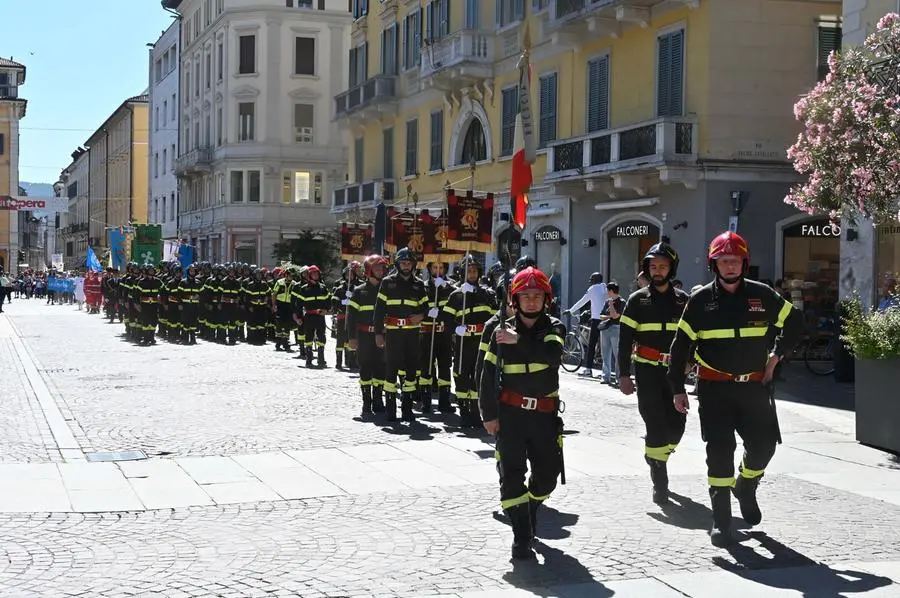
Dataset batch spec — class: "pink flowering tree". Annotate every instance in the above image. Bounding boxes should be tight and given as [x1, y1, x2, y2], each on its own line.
[786, 13, 900, 224]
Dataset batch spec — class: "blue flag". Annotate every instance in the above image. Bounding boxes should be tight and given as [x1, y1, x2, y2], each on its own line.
[86, 247, 104, 272]
[177, 243, 194, 275]
[109, 229, 126, 270]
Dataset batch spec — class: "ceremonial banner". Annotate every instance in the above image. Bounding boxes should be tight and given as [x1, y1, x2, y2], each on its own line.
[86, 247, 104, 272]
[178, 243, 194, 274]
[445, 190, 495, 253]
[108, 228, 128, 270]
[340, 223, 373, 261]
[422, 209, 464, 263]
[131, 224, 163, 266]
[47, 277, 74, 293]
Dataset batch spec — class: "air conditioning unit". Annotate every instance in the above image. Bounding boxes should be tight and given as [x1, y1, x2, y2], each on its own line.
[295, 127, 314, 143]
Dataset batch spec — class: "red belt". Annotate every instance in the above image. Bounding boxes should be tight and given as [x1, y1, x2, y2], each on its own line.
[465, 323, 485, 333]
[357, 324, 376, 333]
[385, 316, 417, 327]
[696, 366, 764, 383]
[420, 322, 445, 332]
[335, 313, 347, 320]
[498, 389, 557, 413]
[306, 309, 327, 315]
[635, 344, 671, 365]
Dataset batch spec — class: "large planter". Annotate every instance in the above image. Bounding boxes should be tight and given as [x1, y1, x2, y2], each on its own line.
[856, 357, 900, 453]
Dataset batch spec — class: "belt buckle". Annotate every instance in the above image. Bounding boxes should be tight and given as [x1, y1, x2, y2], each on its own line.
[735, 374, 751, 382]
[521, 396, 538, 411]
[397, 318, 407, 326]
[659, 353, 671, 365]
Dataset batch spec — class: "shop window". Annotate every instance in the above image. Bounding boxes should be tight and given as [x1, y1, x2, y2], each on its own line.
[876, 224, 900, 304]
[607, 220, 659, 297]
[782, 219, 840, 329]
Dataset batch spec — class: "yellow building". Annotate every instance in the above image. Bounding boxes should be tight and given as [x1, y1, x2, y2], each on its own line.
[333, 0, 841, 304]
[76, 94, 149, 259]
[0, 57, 27, 272]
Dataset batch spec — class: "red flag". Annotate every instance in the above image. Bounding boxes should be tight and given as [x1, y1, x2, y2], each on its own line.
[510, 29, 535, 233]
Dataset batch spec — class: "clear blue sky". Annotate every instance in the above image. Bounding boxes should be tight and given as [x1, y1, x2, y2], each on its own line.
[8, 1, 176, 184]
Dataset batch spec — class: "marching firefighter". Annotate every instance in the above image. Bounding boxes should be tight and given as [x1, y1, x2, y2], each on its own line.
[136, 264, 163, 345]
[373, 248, 428, 423]
[178, 264, 203, 345]
[331, 263, 358, 369]
[479, 266, 567, 560]
[348, 254, 389, 418]
[271, 268, 295, 352]
[617, 242, 690, 505]
[298, 265, 331, 368]
[243, 267, 271, 345]
[219, 266, 241, 344]
[121, 262, 139, 339]
[668, 231, 803, 547]
[419, 261, 456, 414]
[292, 266, 310, 356]
[443, 256, 497, 427]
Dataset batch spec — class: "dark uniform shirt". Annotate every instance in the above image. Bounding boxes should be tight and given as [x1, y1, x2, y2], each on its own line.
[138, 276, 163, 302]
[618, 285, 690, 377]
[347, 280, 380, 340]
[298, 282, 331, 315]
[219, 277, 242, 303]
[441, 283, 497, 331]
[372, 273, 428, 334]
[667, 279, 803, 394]
[478, 314, 567, 422]
[178, 277, 203, 303]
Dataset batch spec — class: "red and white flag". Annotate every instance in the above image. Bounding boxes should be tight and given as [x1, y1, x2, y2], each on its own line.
[510, 30, 535, 233]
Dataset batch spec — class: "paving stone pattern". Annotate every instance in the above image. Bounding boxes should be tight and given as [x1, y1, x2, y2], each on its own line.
[8, 307, 834, 459]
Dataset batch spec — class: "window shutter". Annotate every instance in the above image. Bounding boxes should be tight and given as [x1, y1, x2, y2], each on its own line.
[440, 0, 450, 37]
[349, 47, 358, 86]
[426, 2, 434, 42]
[495, 0, 501, 27]
[817, 26, 841, 81]
[514, 0, 524, 20]
[402, 17, 410, 69]
[587, 56, 609, 132]
[414, 11, 422, 65]
[381, 29, 387, 73]
[669, 30, 684, 116]
[354, 137, 364, 182]
[548, 73, 557, 144]
[383, 128, 394, 179]
[0, 133, 5, 156]
[430, 111, 443, 170]
[539, 74, 557, 148]
[656, 33, 671, 117]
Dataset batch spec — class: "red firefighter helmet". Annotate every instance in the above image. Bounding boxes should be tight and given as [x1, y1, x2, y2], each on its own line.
[364, 254, 389, 278]
[509, 266, 553, 301]
[707, 231, 750, 273]
[306, 265, 321, 278]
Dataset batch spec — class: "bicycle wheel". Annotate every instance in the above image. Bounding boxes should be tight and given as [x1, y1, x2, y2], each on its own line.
[562, 332, 584, 373]
[804, 336, 835, 376]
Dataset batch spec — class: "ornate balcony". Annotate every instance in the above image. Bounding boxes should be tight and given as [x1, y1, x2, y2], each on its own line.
[174, 147, 213, 177]
[545, 116, 699, 195]
[334, 75, 398, 123]
[419, 29, 494, 93]
[332, 179, 397, 214]
[544, 0, 697, 45]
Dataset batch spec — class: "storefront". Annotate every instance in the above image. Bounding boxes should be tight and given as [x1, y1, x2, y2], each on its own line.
[877, 224, 900, 299]
[781, 218, 840, 327]
[606, 219, 660, 296]
[497, 226, 522, 265]
[532, 225, 565, 276]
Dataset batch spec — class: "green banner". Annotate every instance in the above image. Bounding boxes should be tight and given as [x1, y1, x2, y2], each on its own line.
[131, 224, 162, 266]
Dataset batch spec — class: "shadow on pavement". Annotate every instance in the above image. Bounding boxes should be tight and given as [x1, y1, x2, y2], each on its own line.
[647, 491, 711, 531]
[715, 532, 893, 597]
[774, 362, 854, 411]
[502, 541, 612, 597]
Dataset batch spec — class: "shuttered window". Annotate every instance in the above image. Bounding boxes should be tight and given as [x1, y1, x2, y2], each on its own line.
[500, 87, 517, 157]
[405, 119, 418, 176]
[587, 55, 609, 133]
[539, 73, 557, 149]
[381, 25, 398, 75]
[465, 0, 478, 28]
[656, 29, 684, 117]
[430, 110, 443, 171]
[425, 1, 449, 41]
[817, 25, 842, 82]
[403, 10, 422, 69]
[383, 128, 394, 179]
[0, 133, 4, 156]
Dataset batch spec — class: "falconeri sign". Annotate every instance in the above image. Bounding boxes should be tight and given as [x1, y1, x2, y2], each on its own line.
[607, 220, 660, 239]
[0, 196, 69, 214]
[533, 225, 562, 242]
[783, 219, 842, 238]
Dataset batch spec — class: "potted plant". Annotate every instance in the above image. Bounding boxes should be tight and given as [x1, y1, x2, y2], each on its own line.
[842, 299, 900, 452]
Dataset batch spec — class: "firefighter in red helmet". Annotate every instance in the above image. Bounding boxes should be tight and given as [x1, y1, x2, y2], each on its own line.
[667, 231, 803, 547]
[479, 266, 567, 560]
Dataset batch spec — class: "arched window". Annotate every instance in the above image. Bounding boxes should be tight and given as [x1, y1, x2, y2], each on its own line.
[461, 119, 487, 164]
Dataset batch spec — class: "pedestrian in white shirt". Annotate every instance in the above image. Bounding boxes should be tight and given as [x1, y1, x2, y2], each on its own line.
[563, 272, 608, 377]
[73, 274, 86, 310]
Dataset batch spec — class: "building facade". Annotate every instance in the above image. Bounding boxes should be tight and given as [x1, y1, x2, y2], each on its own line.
[334, 0, 841, 309]
[163, 0, 351, 266]
[56, 147, 90, 271]
[149, 20, 181, 241]
[16, 185, 45, 270]
[839, 0, 900, 308]
[0, 57, 26, 272]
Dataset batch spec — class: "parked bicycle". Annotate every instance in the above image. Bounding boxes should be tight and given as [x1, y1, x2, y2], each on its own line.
[785, 313, 836, 376]
[562, 310, 603, 373]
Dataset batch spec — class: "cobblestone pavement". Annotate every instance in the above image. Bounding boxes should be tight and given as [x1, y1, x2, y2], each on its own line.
[6, 303, 833, 459]
[1, 474, 899, 597]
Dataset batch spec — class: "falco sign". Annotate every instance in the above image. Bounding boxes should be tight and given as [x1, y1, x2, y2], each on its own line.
[0, 195, 69, 214]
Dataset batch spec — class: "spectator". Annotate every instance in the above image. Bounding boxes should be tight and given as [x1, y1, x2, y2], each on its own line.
[564, 272, 607, 378]
[599, 282, 625, 385]
[877, 278, 899, 312]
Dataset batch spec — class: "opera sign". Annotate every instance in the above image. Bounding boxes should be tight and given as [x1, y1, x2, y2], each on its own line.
[534, 226, 562, 242]
[783, 220, 841, 238]
[0, 196, 69, 214]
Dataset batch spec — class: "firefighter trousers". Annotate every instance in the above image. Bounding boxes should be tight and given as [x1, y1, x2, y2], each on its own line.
[304, 314, 326, 349]
[419, 330, 452, 389]
[335, 316, 349, 357]
[181, 304, 199, 333]
[635, 362, 686, 463]
[139, 303, 159, 339]
[220, 304, 237, 335]
[496, 404, 561, 510]
[453, 335, 481, 401]
[697, 380, 778, 490]
[274, 302, 294, 340]
[384, 328, 420, 394]
[357, 332, 385, 389]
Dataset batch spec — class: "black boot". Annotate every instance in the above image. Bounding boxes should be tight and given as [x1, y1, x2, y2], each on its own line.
[372, 388, 385, 413]
[275, 340, 284, 351]
[733, 474, 762, 526]
[306, 354, 314, 368]
[709, 486, 733, 547]
[458, 399, 471, 427]
[360, 386, 373, 418]
[437, 387, 455, 413]
[335, 351, 343, 370]
[420, 388, 433, 414]
[384, 393, 398, 422]
[347, 351, 358, 371]
[401, 392, 416, 422]
[317, 347, 327, 368]
[529, 499, 541, 539]
[189, 332, 196, 345]
[646, 456, 670, 505]
[506, 504, 535, 560]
